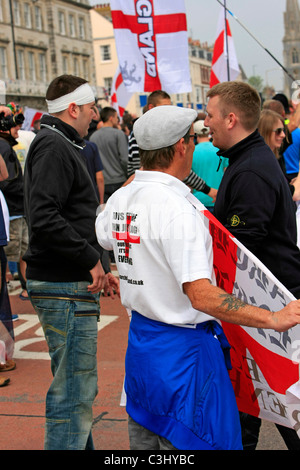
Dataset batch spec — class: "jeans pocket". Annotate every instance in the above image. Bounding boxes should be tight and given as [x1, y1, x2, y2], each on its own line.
[74, 302, 100, 320]
[73, 300, 99, 376]
[29, 297, 69, 354]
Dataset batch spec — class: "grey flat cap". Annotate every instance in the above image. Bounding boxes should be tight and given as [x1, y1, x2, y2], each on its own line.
[133, 105, 197, 150]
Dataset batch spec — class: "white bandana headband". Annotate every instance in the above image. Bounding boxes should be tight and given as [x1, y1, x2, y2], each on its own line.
[46, 83, 95, 114]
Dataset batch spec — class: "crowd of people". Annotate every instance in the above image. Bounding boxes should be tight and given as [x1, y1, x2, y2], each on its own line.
[0, 75, 300, 450]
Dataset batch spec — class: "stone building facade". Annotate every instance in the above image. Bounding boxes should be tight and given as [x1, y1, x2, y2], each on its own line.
[283, 0, 300, 98]
[0, 0, 96, 110]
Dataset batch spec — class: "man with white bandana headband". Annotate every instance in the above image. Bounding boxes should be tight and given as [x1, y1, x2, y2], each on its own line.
[23, 75, 119, 450]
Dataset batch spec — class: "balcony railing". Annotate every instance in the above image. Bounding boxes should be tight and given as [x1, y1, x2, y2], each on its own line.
[3, 79, 48, 97]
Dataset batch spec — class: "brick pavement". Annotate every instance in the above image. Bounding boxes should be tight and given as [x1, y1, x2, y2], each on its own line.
[0, 279, 288, 451]
[0, 280, 130, 450]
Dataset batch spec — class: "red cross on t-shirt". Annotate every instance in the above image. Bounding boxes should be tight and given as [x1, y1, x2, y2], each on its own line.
[112, 214, 140, 258]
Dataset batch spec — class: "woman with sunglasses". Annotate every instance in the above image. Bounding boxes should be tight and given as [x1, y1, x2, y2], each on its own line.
[258, 109, 286, 159]
[258, 109, 300, 201]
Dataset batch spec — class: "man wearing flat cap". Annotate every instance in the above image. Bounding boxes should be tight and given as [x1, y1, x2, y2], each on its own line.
[96, 105, 300, 450]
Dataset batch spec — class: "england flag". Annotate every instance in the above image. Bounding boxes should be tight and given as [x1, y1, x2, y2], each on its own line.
[210, 8, 240, 88]
[186, 192, 300, 436]
[111, 66, 133, 118]
[110, 0, 192, 94]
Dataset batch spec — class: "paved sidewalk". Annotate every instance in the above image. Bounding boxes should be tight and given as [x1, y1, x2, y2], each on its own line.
[0, 280, 288, 451]
[0, 284, 130, 450]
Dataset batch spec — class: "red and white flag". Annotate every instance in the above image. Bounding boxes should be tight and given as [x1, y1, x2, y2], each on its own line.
[110, 0, 192, 93]
[111, 66, 133, 118]
[187, 193, 300, 435]
[210, 8, 240, 88]
[23, 107, 44, 131]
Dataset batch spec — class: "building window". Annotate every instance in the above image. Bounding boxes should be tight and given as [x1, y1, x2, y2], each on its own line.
[73, 57, 79, 76]
[13, 0, 20, 26]
[69, 14, 75, 37]
[39, 53, 46, 81]
[82, 59, 89, 80]
[62, 56, 68, 74]
[292, 48, 299, 64]
[0, 47, 7, 78]
[28, 51, 36, 81]
[101, 45, 111, 61]
[58, 11, 66, 35]
[24, 2, 31, 28]
[34, 5, 42, 31]
[200, 65, 210, 84]
[79, 17, 85, 39]
[104, 77, 112, 95]
[17, 49, 25, 80]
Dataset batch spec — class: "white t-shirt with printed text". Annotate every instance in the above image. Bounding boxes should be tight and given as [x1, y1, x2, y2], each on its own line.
[96, 170, 217, 326]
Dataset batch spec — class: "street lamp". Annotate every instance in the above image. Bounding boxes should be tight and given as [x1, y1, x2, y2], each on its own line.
[265, 68, 281, 86]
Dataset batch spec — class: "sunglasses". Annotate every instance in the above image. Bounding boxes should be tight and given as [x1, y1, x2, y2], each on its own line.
[189, 133, 198, 144]
[272, 127, 285, 136]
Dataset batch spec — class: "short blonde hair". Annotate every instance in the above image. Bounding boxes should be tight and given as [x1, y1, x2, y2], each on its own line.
[207, 81, 261, 131]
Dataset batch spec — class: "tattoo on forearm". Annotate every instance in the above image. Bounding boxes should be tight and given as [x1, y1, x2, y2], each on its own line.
[219, 294, 246, 311]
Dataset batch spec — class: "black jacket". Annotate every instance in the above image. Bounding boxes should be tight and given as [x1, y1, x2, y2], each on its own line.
[214, 130, 300, 299]
[0, 133, 24, 216]
[24, 115, 104, 282]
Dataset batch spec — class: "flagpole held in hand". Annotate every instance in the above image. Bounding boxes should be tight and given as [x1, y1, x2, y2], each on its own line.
[224, 0, 230, 81]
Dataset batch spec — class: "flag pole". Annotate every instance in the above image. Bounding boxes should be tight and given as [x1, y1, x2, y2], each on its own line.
[216, 0, 296, 82]
[224, 0, 230, 81]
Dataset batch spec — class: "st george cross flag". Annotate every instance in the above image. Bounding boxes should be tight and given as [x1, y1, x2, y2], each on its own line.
[210, 8, 240, 88]
[23, 107, 44, 131]
[111, 66, 133, 118]
[110, 0, 192, 93]
[186, 193, 300, 435]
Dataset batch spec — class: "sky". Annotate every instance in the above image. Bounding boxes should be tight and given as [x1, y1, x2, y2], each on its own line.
[89, 0, 289, 92]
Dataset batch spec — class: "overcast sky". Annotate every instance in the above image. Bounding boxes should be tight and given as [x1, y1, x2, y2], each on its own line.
[89, 0, 288, 92]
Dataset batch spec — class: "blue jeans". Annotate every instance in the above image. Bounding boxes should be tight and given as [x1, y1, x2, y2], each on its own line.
[27, 280, 100, 450]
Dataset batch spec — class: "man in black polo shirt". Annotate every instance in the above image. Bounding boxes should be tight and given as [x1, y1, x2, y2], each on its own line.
[204, 81, 300, 450]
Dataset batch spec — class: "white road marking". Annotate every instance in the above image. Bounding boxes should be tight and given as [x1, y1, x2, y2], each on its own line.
[12, 314, 118, 360]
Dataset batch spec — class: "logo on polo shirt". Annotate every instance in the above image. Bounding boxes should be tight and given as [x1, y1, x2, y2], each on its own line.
[229, 215, 245, 227]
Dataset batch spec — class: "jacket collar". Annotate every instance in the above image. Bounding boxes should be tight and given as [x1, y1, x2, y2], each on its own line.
[134, 170, 192, 198]
[40, 114, 85, 149]
[0, 131, 18, 147]
[217, 129, 263, 163]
